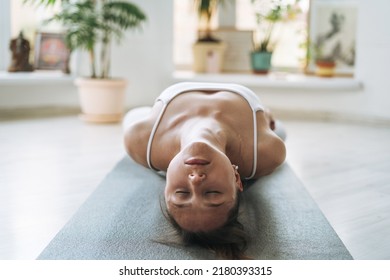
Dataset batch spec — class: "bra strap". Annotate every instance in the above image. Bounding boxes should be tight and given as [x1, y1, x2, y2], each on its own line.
[146, 103, 167, 171]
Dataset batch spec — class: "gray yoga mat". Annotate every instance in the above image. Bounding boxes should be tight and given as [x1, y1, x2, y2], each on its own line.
[38, 156, 352, 260]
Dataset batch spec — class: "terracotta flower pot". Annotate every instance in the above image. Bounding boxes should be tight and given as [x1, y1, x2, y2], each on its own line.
[192, 41, 226, 73]
[315, 60, 336, 77]
[75, 78, 127, 123]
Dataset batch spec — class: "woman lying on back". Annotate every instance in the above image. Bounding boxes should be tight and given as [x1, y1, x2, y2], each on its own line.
[124, 82, 286, 259]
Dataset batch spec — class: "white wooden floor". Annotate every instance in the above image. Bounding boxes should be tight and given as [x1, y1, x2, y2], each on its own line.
[0, 114, 389, 260]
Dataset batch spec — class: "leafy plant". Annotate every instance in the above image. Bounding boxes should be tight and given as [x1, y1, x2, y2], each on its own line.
[308, 41, 335, 63]
[25, 0, 146, 79]
[194, 0, 229, 42]
[251, 0, 301, 52]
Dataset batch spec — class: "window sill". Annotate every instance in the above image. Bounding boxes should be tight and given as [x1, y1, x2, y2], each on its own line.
[172, 71, 363, 91]
[0, 71, 75, 85]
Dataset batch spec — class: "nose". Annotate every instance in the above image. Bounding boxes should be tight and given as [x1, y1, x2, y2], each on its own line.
[188, 172, 206, 183]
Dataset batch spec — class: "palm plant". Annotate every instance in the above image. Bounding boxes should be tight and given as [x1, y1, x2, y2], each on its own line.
[26, 0, 146, 79]
[194, 0, 228, 42]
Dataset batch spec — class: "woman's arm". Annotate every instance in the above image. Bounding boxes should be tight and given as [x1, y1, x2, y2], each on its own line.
[255, 132, 286, 177]
[253, 110, 287, 178]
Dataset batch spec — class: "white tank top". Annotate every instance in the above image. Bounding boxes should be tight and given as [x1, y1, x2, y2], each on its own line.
[147, 82, 264, 180]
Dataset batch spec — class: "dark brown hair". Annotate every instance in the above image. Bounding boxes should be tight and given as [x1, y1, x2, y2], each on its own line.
[161, 192, 251, 260]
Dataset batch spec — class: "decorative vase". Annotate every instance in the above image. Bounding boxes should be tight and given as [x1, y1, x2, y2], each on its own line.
[75, 78, 127, 123]
[250, 51, 273, 74]
[192, 41, 226, 73]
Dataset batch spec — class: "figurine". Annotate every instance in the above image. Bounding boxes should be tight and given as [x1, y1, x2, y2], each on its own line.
[8, 31, 34, 72]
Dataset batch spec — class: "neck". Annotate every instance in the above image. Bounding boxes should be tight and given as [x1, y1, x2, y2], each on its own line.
[179, 117, 227, 153]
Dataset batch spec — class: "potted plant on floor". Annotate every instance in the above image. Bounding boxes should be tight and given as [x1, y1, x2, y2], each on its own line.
[250, 0, 300, 74]
[192, 0, 230, 73]
[27, 0, 146, 123]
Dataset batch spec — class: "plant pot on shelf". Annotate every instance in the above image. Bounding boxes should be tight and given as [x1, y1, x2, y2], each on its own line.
[315, 60, 336, 77]
[250, 51, 273, 74]
[192, 41, 226, 73]
[75, 78, 127, 123]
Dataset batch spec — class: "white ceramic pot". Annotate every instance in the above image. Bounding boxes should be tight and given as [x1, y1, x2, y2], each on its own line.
[192, 41, 226, 73]
[75, 78, 127, 123]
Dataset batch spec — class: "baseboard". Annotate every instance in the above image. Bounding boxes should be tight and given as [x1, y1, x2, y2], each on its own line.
[0, 106, 81, 121]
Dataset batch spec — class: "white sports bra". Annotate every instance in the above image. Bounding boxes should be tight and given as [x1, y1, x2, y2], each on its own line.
[146, 82, 264, 180]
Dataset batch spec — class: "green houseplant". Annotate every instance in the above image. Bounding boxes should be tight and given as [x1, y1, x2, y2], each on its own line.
[26, 0, 146, 122]
[250, 0, 300, 74]
[192, 0, 229, 73]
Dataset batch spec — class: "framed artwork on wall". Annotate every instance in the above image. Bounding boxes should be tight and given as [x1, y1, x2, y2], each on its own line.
[306, 0, 358, 76]
[34, 32, 70, 72]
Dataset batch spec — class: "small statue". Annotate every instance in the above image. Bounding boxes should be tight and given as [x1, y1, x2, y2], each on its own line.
[8, 31, 34, 72]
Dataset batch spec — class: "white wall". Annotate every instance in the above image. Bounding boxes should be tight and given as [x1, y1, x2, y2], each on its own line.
[1, 0, 390, 123]
[110, 0, 174, 107]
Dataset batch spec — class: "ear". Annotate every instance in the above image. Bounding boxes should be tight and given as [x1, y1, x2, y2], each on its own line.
[236, 179, 244, 192]
[234, 169, 244, 192]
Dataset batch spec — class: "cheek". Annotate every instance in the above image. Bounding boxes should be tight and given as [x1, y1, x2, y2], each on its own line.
[164, 184, 170, 200]
[166, 158, 183, 181]
[164, 179, 178, 203]
[165, 167, 185, 199]
[166, 158, 180, 183]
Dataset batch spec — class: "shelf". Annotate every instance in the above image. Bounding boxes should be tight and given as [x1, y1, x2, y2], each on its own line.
[0, 71, 75, 85]
[173, 71, 363, 91]
[0, 70, 363, 91]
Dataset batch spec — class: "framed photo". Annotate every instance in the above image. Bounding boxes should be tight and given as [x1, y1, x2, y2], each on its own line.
[34, 32, 70, 72]
[306, 0, 358, 76]
[213, 28, 253, 73]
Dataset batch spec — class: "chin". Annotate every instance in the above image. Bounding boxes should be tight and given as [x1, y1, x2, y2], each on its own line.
[183, 141, 222, 157]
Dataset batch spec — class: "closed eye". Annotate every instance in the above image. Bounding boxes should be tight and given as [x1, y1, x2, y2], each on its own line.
[176, 190, 189, 194]
[175, 190, 190, 197]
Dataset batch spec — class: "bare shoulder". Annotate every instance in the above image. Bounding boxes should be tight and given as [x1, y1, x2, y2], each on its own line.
[124, 119, 151, 167]
[124, 102, 164, 167]
[255, 129, 286, 177]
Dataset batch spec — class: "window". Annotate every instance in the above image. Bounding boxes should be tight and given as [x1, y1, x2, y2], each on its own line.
[173, 0, 198, 69]
[11, 1, 61, 39]
[173, 0, 218, 69]
[237, 0, 310, 70]
[174, 0, 310, 71]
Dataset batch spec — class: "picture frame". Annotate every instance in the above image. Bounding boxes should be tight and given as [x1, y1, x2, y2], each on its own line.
[306, 0, 358, 76]
[213, 28, 253, 73]
[34, 32, 70, 72]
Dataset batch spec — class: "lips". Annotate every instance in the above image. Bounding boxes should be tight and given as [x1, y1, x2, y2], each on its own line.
[184, 158, 210, 165]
